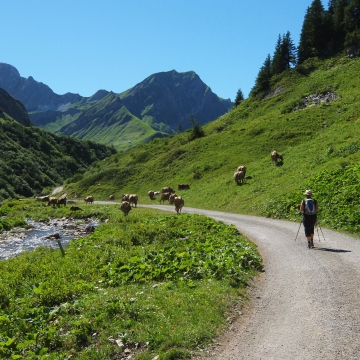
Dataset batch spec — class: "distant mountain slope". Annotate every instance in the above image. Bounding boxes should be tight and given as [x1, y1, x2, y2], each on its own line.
[119, 70, 232, 130]
[0, 88, 32, 126]
[0, 63, 82, 111]
[0, 63, 232, 150]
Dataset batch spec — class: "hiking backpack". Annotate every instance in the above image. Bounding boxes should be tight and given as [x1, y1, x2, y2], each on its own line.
[303, 198, 317, 215]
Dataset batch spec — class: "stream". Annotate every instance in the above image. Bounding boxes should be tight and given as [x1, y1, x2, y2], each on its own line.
[0, 217, 100, 260]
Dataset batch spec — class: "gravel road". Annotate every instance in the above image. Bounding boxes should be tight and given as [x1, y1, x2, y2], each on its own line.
[138, 204, 360, 360]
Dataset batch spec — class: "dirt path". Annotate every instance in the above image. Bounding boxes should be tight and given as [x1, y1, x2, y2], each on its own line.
[136, 204, 360, 360]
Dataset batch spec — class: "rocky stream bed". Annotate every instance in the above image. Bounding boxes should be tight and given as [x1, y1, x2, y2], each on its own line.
[0, 217, 100, 260]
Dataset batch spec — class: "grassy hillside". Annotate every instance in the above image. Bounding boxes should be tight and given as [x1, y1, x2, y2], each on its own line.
[64, 55, 360, 233]
[0, 118, 116, 202]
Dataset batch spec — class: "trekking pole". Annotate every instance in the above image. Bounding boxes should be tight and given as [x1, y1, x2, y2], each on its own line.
[316, 225, 321, 243]
[294, 220, 302, 241]
[317, 223, 326, 242]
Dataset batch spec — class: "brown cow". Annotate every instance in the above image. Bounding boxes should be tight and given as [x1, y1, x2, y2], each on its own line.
[109, 194, 115, 200]
[36, 195, 50, 202]
[237, 165, 247, 177]
[234, 170, 245, 185]
[161, 186, 174, 194]
[84, 196, 94, 204]
[70, 206, 83, 211]
[159, 192, 171, 204]
[58, 195, 67, 207]
[178, 184, 190, 190]
[120, 201, 132, 216]
[148, 190, 155, 200]
[174, 196, 184, 214]
[270, 150, 284, 166]
[47, 197, 58, 207]
[169, 193, 178, 205]
[129, 194, 138, 207]
[122, 194, 130, 202]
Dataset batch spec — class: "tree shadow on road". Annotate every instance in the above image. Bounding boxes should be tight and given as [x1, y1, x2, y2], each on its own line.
[314, 247, 351, 253]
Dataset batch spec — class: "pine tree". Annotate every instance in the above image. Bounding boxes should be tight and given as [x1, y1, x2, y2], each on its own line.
[233, 88, 244, 107]
[344, 0, 360, 32]
[333, 0, 351, 44]
[271, 32, 297, 75]
[298, 0, 330, 63]
[282, 31, 297, 69]
[344, 0, 360, 48]
[250, 54, 272, 97]
[271, 35, 283, 75]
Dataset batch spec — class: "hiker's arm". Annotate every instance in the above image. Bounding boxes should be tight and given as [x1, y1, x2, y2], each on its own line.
[300, 200, 304, 212]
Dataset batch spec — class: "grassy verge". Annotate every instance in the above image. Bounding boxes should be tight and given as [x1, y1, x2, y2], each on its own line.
[0, 199, 262, 359]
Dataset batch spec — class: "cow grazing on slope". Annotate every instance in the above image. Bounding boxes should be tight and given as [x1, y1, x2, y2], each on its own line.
[178, 184, 190, 190]
[234, 170, 245, 185]
[129, 194, 139, 207]
[148, 190, 155, 200]
[120, 201, 132, 216]
[161, 186, 174, 194]
[36, 195, 50, 202]
[47, 197, 58, 207]
[58, 195, 67, 207]
[174, 196, 185, 214]
[270, 150, 284, 166]
[109, 194, 115, 200]
[168, 193, 178, 205]
[237, 165, 247, 177]
[84, 196, 94, 204]
[159, 192, 171, 204]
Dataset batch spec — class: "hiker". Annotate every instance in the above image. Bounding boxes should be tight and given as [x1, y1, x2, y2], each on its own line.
[300, 190, 319, 249]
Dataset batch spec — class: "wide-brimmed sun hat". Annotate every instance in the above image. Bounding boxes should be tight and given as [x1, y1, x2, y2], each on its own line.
[304, 189, 313, 196]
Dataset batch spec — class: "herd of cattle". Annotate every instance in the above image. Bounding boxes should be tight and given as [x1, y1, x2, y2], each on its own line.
[35, 151, 283, 215]
[35, 184, 189, 217]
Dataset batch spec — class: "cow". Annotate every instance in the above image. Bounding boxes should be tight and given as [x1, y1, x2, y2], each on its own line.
[70, 206, 83, 211]
[169, 193, 178, 205]
[122, 194, 130, 202]
[237, 165, 247, 177]
[161, 186, 174, 194]
[178, 184, 190, 190]
[148, 190, 155, 200]
[109, 194, 115, 201]
[36, 195, 50, 202]
[129, 194, 138, 207]
[84, 196, 94, 204]
[159, 192, 171, 204]
[47, 197, 58, 207]
[174, 196, 185, 214]
[58, 195, 67, 207]
[270, 150, 284, 166]
[234, 170, 245, 185]
[120, 201, 132, 216]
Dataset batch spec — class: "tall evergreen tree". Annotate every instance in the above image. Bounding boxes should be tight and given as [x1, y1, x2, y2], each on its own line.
[271, 35, 283, 75]
[233, 88, 244, 108]
[344, 0, 360, 48]
[282, 31, 297, 69]
[250, 54, 272, 97]
[272, 32, 297, 75]
[344, 0, 360, 32]
[333, 0, 351, 44]
[298, 0, 330, 63]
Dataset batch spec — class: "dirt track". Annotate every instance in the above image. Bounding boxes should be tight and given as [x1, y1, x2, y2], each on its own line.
[138, 204, 360, 360]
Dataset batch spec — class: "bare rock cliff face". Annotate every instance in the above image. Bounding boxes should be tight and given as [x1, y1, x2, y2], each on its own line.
[0, 88, 32, 126]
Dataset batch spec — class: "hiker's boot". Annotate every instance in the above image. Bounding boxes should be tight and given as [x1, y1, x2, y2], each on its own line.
[308, 241, 311, 249]
[310, 239, 314, 248]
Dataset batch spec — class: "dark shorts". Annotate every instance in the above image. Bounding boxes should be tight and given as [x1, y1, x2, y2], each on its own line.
[303, 215, 317, 237]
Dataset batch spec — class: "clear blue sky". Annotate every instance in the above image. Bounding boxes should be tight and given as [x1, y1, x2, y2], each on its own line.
[1, 0, 327, 101]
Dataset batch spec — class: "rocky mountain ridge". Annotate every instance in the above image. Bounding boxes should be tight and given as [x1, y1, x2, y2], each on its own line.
[0, 63, 232, 150]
